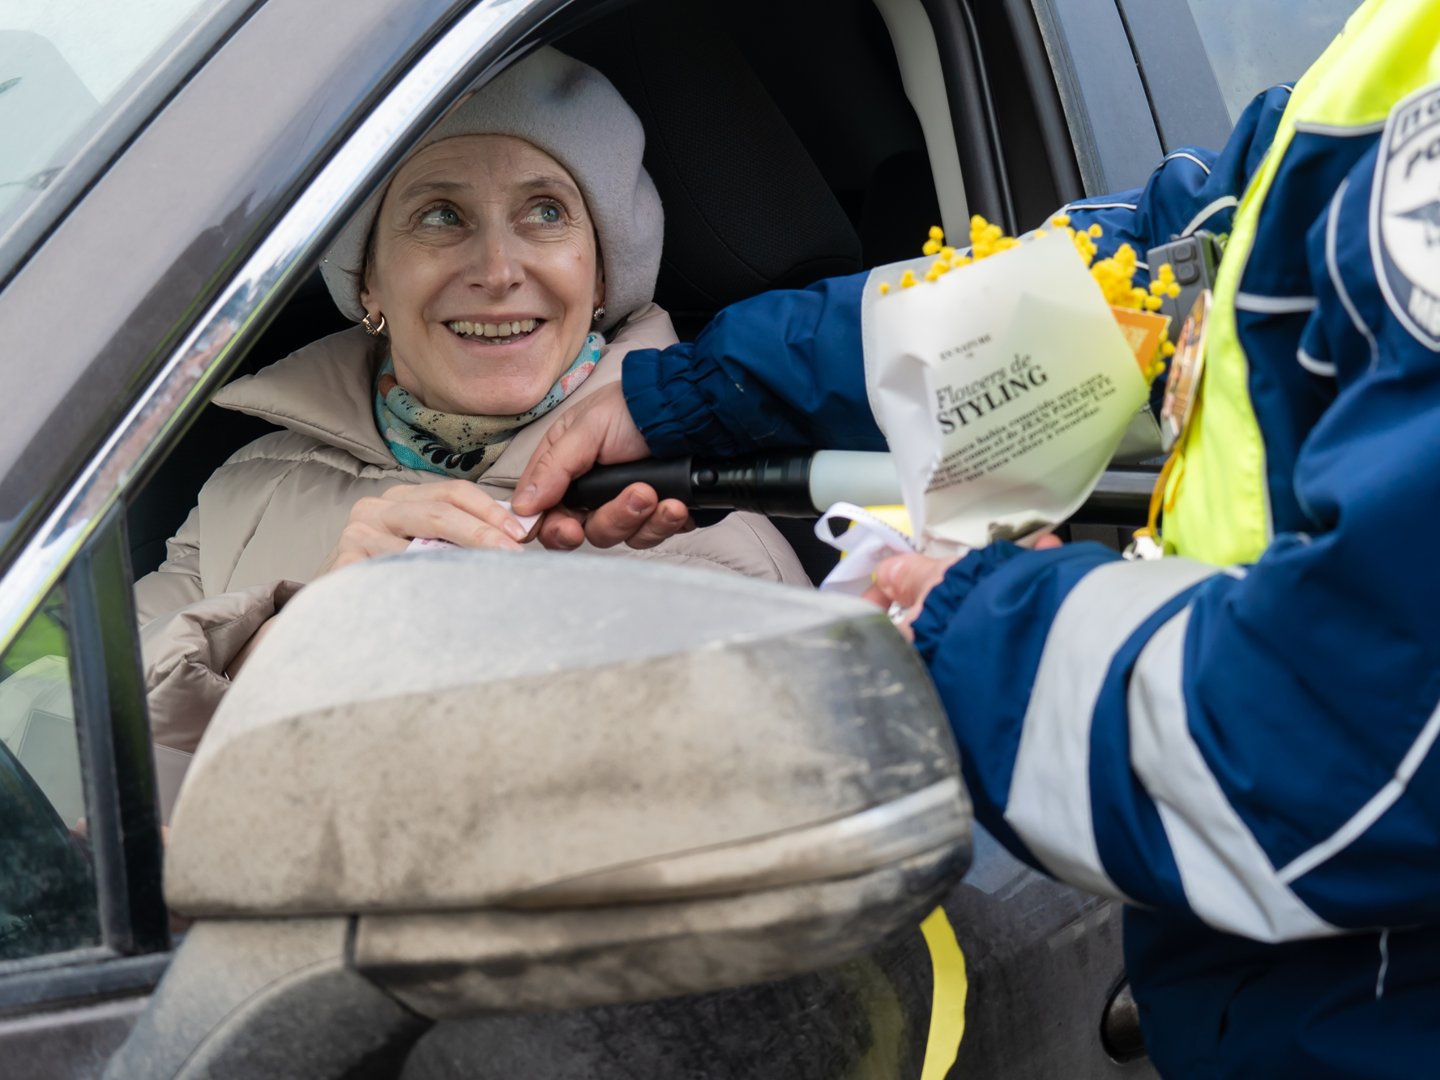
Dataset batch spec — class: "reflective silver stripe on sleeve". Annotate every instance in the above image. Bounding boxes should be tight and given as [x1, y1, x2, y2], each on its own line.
[1181, 196, 1239, 237]
[1059, 201, 1138, 213]
[1005, 557, 1217, 899]
[1164, 151, 1212, 175]
[1293, 118, 1388, 138]
[1297, 347, 1338, 377]
[1234, 293, 1318, 314]
[1279, 694, 1440, 884]
[1129, 610, 1338, 942]
[1326, 177, 1381, 370]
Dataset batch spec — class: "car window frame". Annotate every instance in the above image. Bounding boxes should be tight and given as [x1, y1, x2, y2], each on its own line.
[0, 0, 475, 581]
[0, 505, 167, 1011]
[1112, 0, 1234, 154]
[1025, 0, 1165, 195]
[912, 0, 1234, 252]
[0, 0, 263, 295]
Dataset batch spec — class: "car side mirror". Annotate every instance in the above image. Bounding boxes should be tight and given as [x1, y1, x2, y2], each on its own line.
[108, 553, 970, 1079]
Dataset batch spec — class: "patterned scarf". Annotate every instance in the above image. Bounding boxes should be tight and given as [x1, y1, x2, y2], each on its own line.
[374, 333, 602, 481]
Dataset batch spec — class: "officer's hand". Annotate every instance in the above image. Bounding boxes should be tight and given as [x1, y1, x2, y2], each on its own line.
[863, 554, 960, 641]
[866, 535, 1063, 641]
[513, 383, 694, 549]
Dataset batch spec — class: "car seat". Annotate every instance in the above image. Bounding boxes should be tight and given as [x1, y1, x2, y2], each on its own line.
[562, 3, 866, 341]
[564, 0, 938, 579]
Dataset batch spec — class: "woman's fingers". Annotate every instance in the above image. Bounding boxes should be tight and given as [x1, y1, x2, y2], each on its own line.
[322, 522, 410, 574]
[364, 481, 527, 544]
[376, 498, 524, 551]
[369, 480, 529, 539]
[322, 482, 527, 575]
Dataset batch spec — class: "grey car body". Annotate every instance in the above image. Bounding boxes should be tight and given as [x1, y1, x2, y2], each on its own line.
[0, 0, 1358, 1077]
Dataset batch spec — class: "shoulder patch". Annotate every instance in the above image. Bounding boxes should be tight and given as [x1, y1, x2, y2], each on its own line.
[1374, 83, 1440, 350]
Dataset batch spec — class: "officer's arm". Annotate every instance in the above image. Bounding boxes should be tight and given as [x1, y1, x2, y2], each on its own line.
[909, 145, 1440, 944]
[621, 270, 886, 457]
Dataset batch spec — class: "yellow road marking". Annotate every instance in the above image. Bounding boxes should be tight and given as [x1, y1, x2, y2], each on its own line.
[919, 906, 967, 1080]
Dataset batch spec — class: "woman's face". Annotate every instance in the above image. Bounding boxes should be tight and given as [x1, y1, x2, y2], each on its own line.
[361, 135, 604, 416]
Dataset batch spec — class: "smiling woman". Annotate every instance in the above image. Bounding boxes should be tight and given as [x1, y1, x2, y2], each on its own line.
[364, 135, 604, 420]
[131, 47, 808, 764]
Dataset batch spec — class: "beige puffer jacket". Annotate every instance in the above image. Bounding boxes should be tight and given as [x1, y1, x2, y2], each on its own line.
[135, 305, 808, 752]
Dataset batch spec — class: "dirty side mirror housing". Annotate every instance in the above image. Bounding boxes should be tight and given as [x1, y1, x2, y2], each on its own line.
[107, 553, 970, 1079]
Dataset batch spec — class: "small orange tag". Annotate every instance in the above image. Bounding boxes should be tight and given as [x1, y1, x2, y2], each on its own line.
[1160, 290, 1212, 451]
[1110, 306, 1170, 374]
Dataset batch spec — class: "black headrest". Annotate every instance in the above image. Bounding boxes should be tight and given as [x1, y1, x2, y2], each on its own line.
[564, 5, 862, 325]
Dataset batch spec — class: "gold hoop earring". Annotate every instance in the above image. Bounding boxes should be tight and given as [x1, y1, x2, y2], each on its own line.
[591, 305, 606, 324]
[362, 312, 386, 336]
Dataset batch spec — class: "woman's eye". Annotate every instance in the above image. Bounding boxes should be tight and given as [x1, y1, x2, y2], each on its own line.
[418, 206, 461, 228]
[526, 201, 564, 226]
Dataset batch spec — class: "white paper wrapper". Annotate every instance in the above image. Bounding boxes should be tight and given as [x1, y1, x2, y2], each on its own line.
[864, 232, 1148, 550]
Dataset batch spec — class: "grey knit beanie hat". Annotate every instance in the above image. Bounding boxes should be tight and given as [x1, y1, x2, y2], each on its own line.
[320, 47, 662, 334]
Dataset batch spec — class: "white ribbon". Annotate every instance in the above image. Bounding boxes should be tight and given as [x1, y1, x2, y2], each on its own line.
[813, 502, 918, 597]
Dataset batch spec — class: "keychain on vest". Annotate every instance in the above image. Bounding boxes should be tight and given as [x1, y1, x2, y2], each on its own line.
[1126, 289, 1212, 561]
[1159, 290, 1211, 452]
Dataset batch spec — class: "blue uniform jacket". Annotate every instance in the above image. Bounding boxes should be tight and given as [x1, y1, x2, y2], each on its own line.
[619, 82, 1440, 1078]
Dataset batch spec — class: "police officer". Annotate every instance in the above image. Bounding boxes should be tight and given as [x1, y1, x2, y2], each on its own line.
[513, 2, 1440, 1073]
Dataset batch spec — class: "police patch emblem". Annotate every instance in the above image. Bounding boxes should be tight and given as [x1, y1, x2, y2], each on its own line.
[1374, 83, 1440, 350]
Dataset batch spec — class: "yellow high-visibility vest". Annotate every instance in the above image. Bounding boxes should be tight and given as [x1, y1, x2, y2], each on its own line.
[1161, 0, 1440, 564]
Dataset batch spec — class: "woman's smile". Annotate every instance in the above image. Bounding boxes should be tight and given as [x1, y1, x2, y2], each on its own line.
[445, 317, 542, 344]
[443, 316, 541, 342]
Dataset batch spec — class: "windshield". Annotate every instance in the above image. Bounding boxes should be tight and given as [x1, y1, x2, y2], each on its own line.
[0, 1, 224, 258]
[1186, 0, 1363, 122]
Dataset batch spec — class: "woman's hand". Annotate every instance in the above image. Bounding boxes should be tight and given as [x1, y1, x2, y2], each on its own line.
[320, 480, 530, 575]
